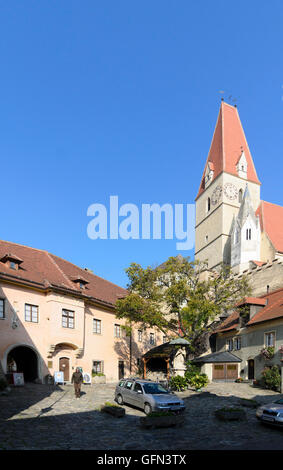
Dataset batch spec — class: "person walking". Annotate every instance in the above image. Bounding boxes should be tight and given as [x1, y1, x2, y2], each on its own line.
[71, 367, 83, 398]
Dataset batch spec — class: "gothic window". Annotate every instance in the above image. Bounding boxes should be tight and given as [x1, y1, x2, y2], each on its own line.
[239, 189, 243, 203]
[246, 228, 251, 240]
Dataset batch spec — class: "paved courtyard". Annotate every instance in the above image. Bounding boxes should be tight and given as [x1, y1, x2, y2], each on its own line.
[1, 381, 283, 450]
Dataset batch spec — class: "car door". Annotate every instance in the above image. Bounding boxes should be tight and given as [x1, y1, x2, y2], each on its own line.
[131, 382, 144, 409]
[122, 380, 134, 405]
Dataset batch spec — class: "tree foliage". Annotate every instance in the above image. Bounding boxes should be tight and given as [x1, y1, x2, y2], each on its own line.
[116, 256, 251, 354]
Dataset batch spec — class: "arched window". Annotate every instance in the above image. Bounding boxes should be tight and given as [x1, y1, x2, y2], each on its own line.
[239, 189, 243, 203]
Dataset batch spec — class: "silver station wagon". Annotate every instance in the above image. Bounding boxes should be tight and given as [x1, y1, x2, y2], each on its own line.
[115, 378, 186, 415]
[256, 398, 283, 426]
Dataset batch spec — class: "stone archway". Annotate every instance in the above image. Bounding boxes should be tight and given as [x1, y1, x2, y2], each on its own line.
[7, 345, 39, 382]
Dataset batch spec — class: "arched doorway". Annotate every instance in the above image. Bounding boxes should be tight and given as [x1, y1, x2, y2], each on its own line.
[7, 345, 38, 382]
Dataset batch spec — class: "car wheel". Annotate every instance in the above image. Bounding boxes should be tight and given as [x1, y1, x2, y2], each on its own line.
[117, 394, 124, 405]
[144, 403, 152, 415]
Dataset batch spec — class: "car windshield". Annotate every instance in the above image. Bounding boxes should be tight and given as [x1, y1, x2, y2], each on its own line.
[142, 383, 168, 394]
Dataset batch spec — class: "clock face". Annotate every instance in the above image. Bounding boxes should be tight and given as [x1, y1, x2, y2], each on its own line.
[211, 185, 223, 205]
[223, 182, 238, 200]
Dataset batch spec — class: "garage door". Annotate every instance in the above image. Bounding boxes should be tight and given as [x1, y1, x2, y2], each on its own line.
[213, 363, 238, 381]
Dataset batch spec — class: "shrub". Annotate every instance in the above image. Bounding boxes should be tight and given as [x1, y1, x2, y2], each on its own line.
[169, 375, 187, 391]
[189, 373, 209, 390]
[185, 361, 209, 390]
[261, 366, 281, 391]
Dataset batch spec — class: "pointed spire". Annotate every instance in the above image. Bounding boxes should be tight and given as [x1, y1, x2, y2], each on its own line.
[237, 184, 258, 228]
[196, 101, 261, 199]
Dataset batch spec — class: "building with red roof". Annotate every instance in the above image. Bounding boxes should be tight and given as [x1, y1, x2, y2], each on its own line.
[0, 240, 162, 384]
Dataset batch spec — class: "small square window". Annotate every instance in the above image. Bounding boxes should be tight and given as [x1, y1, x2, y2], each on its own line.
[62, 309, 74, 329]
[25, 304, 39, 323]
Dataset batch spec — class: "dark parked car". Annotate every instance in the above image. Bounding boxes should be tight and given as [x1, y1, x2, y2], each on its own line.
[115, 378, 186, 415]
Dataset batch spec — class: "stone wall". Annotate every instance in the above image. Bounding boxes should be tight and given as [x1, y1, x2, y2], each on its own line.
[237, 258, 283, 296]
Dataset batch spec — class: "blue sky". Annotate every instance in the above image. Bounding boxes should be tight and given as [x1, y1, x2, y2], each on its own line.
[0, 1, 283, 287]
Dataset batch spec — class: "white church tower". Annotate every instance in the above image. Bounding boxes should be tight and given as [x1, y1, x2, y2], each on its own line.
[230, 184, 261, 273]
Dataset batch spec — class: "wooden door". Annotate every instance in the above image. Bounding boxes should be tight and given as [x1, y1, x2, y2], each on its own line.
[213, 363, 238, 380]
[213, 364, 225, 380]
[248, 359, 255, 380]
[59, 357, 70, 381]
[226, 364, 238, 380]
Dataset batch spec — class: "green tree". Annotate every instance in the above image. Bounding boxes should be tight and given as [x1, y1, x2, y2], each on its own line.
[116, 256, 251, 355]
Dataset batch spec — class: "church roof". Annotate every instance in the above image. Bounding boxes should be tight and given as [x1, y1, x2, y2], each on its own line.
[256, 201, 283, 254]
[196, 101, 261, 199]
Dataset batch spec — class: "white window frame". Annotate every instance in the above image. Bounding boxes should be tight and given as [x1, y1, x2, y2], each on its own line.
[234, 337, 241, 350]
[114, 324, 122, 338]
[25, 304, 39, 323]
[62, 309, 75, 329]
[93, 318, 102, 335]
[227, 338, 233, 351]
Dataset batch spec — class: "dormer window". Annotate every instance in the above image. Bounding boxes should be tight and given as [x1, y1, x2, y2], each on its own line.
[236, 151, 248, 179]
[0, 253, 23, 271]
[204, 162, 214, 188]
[71, 275, 89, 290]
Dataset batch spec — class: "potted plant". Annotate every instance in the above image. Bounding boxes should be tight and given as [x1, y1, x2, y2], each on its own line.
[92, 372, 106, 384]
[101, 402, 125, 418]
[260, 347, 275, 360]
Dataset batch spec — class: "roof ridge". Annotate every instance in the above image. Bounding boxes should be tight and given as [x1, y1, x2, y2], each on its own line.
[0, 239, 46, 254]
[49, 253, 126, 292]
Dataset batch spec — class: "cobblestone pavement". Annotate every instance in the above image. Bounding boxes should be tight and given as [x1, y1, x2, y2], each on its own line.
[1, 381, 283, 450]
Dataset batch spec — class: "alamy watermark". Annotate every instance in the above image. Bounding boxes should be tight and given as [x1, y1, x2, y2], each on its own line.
[87, 196, 195, 251]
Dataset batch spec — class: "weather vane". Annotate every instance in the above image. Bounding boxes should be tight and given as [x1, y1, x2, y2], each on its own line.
[218, 90, 237, 105]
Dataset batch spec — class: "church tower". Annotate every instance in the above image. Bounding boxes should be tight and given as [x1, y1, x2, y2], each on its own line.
[195, 101, 261, 271]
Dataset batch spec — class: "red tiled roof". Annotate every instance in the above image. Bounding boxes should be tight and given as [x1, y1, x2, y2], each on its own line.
[196, 101, 260, 199]
[256, 201, 283, 253]
[236, 297, 267, 307]
[247, 288, 283, 325]
[216, 288, 283, 332]
[216, 311, 239, 333]
[0, 240, 127, 307]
